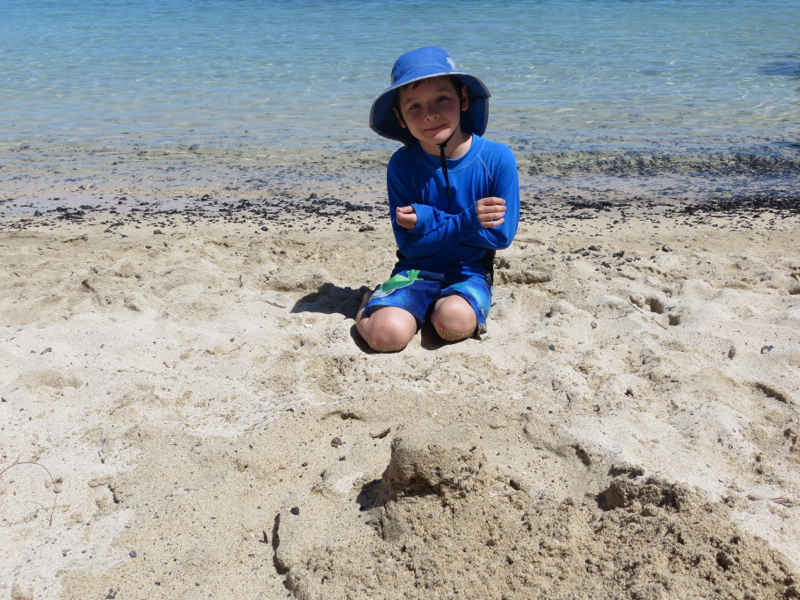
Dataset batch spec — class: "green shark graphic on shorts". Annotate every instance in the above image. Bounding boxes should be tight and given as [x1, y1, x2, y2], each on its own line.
[372, 270, 423, 298]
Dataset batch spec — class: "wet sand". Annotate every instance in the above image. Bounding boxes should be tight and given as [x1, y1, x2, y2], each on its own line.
[1, 194, 800, 599]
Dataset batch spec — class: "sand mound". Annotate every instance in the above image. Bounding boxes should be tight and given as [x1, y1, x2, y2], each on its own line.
[276, 429, 798, 600]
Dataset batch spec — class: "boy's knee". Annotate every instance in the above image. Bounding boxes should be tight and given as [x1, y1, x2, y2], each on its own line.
[365, 327, 413, 352]
[434, 326, 474, 342]
[356, 307, 417, 352]
[431, 296, 477, 342]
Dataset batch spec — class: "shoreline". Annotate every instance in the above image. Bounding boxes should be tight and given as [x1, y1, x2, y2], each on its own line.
[1, 199, 799, 599]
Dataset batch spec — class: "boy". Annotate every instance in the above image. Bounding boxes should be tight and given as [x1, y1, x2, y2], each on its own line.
[357, 46, 519, 352]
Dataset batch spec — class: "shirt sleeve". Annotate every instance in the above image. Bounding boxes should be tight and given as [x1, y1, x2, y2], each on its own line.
[387, 154, 485, 262]
[461, 144, 520, 251]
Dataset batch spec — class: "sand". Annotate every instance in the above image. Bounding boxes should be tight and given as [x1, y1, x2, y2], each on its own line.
[1, 198, 799, 599]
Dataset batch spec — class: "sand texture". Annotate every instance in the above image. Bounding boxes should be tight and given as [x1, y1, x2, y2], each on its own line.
[1, 200, 800, 599]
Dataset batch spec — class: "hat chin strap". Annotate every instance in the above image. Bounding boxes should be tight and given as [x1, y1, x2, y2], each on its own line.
[437, 124, 459, 197]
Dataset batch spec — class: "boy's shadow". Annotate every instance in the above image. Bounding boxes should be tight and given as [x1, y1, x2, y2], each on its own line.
[291, 282, 454, 353]
[291, 282, 366, 319]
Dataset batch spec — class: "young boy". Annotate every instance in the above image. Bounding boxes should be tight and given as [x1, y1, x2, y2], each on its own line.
[357, 46, 519, 352]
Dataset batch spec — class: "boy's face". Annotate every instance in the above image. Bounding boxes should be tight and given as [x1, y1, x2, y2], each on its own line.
[394, 76, 469, 155]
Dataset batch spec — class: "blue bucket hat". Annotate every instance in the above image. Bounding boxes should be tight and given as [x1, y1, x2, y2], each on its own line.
[369, 46, 491, 146]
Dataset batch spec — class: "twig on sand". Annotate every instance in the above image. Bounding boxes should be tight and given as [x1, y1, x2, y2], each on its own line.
[627, 302, 669, 330]
[0, 458, 59, 527]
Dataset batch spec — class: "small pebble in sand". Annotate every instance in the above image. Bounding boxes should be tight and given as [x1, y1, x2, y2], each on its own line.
[548, 344, 555, 351]
[662, 245, 673, 252]
[129, 550, 137, 558]
[40, 347, 52, 355]
[761, 345, 774, 354]
[290, 507, 300, 516]
[331, 437, 344, 448]
[613, 250, 625, 258]
[591, 322, 597, 329]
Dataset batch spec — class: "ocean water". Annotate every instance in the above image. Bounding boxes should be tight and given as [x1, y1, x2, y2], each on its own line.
[1, 0, 799, 211]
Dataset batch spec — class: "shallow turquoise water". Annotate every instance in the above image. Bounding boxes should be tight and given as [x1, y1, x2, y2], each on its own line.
[2, 0, 799, 151]
[1, 0, 799, 210]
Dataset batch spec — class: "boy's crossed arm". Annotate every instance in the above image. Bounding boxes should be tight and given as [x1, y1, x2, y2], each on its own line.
[395, 196, 507, 230]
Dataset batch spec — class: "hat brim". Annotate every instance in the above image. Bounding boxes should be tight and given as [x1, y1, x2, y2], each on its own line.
[369, 70, 491, 146]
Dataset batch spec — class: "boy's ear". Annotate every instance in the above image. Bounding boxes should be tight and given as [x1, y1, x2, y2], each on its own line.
[460, 86, 469, 112]
[393, 107, 407, 129]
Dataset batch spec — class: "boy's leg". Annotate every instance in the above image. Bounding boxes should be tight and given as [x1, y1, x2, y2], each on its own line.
[356, 290, 418, 352]
[430, 295, 477, 342]
[431, 273, 491, 342]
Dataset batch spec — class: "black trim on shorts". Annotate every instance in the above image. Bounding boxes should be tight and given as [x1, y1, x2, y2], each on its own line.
[394, 249, 495, 287]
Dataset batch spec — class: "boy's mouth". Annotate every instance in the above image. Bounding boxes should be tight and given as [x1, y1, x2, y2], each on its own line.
[424, 124, 447, 134]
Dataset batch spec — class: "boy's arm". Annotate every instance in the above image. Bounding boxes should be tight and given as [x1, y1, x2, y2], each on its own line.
[389, 174, 486, 261]
[461, 147, 520, 250]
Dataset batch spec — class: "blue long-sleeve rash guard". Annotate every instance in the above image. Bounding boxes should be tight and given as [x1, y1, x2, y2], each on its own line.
[387, 134, 520, 277]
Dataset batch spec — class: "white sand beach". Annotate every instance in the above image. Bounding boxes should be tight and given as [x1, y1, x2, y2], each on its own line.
[1, 201, 799, 599]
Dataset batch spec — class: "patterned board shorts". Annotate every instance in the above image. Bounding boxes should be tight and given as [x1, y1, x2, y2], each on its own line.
[363, 269, 492, 334]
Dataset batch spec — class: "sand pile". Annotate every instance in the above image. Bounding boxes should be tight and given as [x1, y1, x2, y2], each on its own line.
[278, 426, 798, 600]
[1, 202, 799, 599]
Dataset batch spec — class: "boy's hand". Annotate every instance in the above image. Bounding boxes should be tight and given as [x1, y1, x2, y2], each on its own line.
[476, 197, 506, 228]
[396, 205, 417, 230]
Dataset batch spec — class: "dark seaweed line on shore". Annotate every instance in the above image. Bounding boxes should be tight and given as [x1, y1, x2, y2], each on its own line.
[2, 192, 800, 235]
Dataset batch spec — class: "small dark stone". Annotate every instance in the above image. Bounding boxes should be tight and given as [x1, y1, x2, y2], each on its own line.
[548, 344, 555, 351]
[662, 245, 673, 252]
[612, 250, 625, 258]
[34, 210, 42, 217]
[588, 245, 600, 252]
[41, 347, 52, 355]
[601, 261, 611, 268]
[359, 224, 375, 232]
[591, 322, 597, 329]
[153, 230, 163, 235]
[290, 506, 300, 516]
[339, 456, 346, 461]
[331, 437, 344, 448]
[760, 345, 774, 354]
[129, 550, 137, 558]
